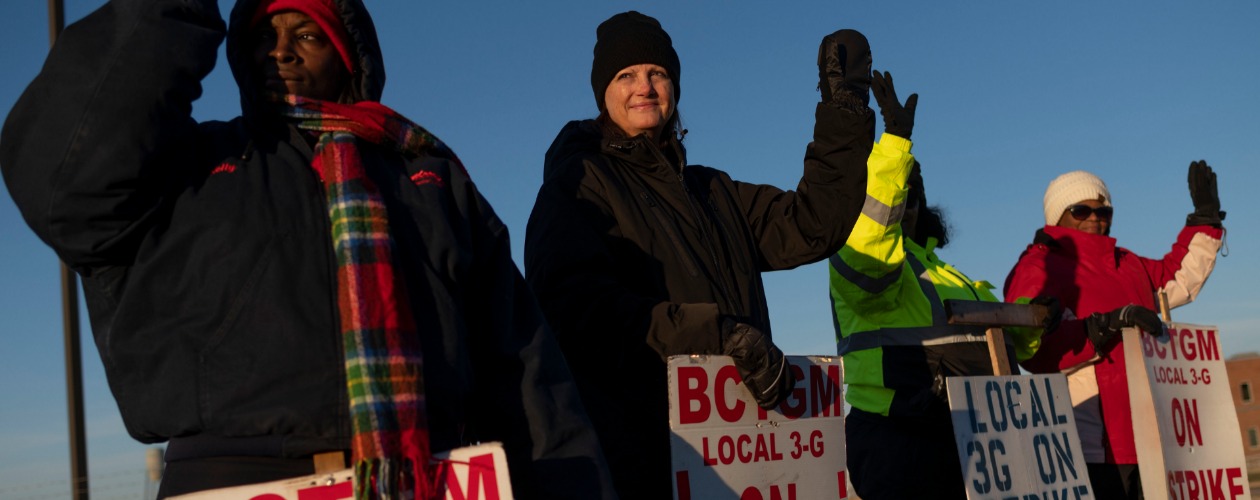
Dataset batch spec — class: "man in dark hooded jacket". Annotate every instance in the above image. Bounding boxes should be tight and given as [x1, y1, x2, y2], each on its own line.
[1, 0, 613, 498]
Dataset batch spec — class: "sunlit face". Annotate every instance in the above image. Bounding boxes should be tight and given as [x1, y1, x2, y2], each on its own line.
[603, 64, 675, 139]
[251, 11, 349, 101]
[1056, 198, 1112, 235]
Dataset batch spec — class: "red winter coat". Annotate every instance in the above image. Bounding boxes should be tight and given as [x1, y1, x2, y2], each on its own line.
[1004, 224, 1222, 464]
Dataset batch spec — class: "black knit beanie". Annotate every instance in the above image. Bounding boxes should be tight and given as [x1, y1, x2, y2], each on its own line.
[591, 11, 681, 111]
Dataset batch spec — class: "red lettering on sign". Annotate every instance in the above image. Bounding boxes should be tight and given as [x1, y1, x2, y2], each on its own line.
[1205, 468, 1225, 496]
[754, 433, 771, 462]
[702, 432, 786, 465]
[1162, 328, 1223, 362]
[1144, 328, 1221, 363]
[780, 364, 808, 419]
[296, 481, 352, 500]
[1228, 467, 1244, 498]
[1171, 398, 1203, 448]
[1186, 468, 1201, 499]
[837, 471, 847, 498]
[702, 437, 717, 466]
[1196, 329, 1220, 361]
[250, 495, 286, 500]
[442, 453, 501, 500]
[679, 366, 710, 424]
[810, 364, 842, 418]
[770, 430, 784, 460]
[676, 470, 691, 500]
[1179, 329, 1197, 361]
[738, 434, 753, 463]
[1166, 467, 1246, 499]
[716, 365, 746, 423]
[810, 430, 825, 458]
[738, 484, 798, 500]
[720, 435, 736, 464]
[741, 486, 764, 500]
[770, 484, 796, 500]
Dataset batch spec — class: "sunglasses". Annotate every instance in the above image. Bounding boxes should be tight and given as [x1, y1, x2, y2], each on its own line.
[1066, 204, 1113, 221]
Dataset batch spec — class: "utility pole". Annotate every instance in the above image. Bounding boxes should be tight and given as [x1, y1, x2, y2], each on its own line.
[47, 1, 90, 498]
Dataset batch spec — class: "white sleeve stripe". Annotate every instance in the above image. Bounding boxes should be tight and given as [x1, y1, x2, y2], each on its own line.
[1165, 231, 1222, 309]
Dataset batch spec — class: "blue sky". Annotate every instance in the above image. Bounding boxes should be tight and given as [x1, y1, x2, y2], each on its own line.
[1, 1, 1258, 498]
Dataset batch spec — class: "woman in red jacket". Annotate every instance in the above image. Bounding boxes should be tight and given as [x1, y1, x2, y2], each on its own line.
[1004, 165, 1225, 499]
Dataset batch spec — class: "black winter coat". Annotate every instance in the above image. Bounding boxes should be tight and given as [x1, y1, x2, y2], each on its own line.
[0, 0, 613, 497]
[525, 105, 874, 498]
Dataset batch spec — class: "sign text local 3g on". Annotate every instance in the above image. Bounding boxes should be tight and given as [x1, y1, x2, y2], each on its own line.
[668, 355, 847, 500]
[947, 373, 1092, 500]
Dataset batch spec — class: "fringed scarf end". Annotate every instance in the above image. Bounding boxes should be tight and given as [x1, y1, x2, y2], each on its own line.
[353, 457, 437, 500]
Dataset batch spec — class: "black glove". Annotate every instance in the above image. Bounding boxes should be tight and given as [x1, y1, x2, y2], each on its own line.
[722, 320, 795, 410]
[1186, 160, 1226, 226]
[871, 70, 918, 139]
[1030, 295, 1064, 334]
[817, 29, 872, 106]
[1084, 305, 1165, 353]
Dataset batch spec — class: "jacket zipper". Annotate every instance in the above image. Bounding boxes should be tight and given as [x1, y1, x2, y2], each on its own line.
[640, 191, 701, 278]
[654, 144, 739, 314]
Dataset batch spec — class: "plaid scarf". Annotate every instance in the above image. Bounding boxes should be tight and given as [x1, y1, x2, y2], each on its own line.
[281, 95, 460, 499]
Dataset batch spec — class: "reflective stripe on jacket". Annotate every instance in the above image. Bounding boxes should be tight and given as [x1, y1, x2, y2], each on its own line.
[829, 134, 1013, 416]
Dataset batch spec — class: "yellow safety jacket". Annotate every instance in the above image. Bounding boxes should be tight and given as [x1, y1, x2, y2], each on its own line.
[828, 134, 1030, 417]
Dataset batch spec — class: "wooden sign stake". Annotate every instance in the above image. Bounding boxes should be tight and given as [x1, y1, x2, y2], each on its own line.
[945, 300, 1049, 377]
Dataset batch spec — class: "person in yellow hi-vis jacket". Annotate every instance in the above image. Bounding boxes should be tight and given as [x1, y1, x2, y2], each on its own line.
[829, 71, 1053, 500]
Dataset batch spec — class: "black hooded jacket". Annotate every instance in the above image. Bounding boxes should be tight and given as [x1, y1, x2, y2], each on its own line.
[1, 1, 612, 497]
[524, 104, 873, 497]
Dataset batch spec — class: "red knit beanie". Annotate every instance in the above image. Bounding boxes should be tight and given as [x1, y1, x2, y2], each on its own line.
[251, 0, 354, 72]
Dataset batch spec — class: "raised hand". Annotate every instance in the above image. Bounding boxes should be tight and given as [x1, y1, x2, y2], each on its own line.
[1186, 160, 1225, 226]
[871, 70, 918, 139]
[817, 29, 872, 106]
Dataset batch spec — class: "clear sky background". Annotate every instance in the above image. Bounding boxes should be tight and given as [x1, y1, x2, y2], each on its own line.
[1, 1, 1257, 498]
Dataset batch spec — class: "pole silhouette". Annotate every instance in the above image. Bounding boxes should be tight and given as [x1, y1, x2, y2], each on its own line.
[47, 2, 90, 498]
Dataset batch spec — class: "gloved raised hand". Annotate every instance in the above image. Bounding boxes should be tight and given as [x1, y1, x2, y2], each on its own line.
[817, 29, 872, 106]
[1186, 160, 1226, 227]
[722, 320, 795, 409]
[871, 70, 918, 139]
[1084, 305, 1165, 353]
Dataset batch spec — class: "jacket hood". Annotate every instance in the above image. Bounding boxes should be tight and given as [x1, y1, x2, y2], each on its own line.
[225, 0, 386, 119]
[543, 120, 605, 181]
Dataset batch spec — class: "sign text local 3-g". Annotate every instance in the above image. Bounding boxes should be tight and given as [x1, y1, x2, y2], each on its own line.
[1124, 324, 1249, 499]
[668, 355, 847, 500]
[947, 374, 1092, 499]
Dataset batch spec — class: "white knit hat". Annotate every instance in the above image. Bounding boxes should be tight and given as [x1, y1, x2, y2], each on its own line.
[1043, 171, 1111, 225]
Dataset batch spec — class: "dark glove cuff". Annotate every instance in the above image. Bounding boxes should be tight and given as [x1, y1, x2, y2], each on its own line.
[885, 125, 912, 140]
[1186, 210, 1225, 227]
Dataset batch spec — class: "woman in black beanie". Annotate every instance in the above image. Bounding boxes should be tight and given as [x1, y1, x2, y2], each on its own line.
[525, 11, 875, 497]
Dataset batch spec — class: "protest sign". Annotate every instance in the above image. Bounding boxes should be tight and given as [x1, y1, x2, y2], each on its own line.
[1124, 324, 1249, 499]
[947, 374, 1092, 499]
[668, 355, 846, 500]
[171, 442, 513, 500]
